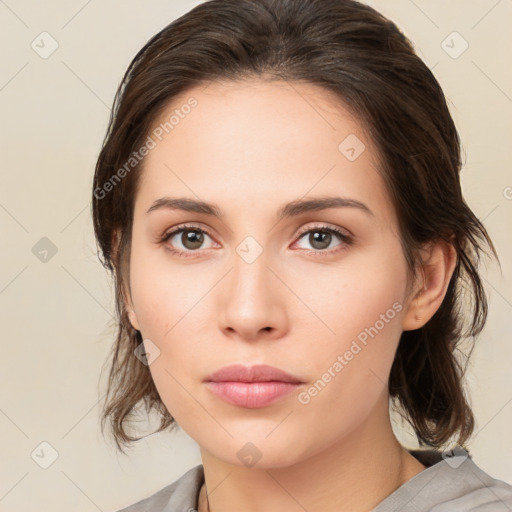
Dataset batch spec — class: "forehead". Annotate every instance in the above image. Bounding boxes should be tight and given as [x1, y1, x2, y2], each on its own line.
[135, 79, 393, 225]
[150, 78, 371, 156]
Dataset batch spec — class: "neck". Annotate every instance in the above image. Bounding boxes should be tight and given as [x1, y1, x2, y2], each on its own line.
[198, 395, 426, 512]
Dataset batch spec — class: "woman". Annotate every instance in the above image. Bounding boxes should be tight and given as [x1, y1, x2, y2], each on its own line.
[91, 0, 512, 510]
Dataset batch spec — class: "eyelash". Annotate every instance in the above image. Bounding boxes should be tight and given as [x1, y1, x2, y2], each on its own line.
[158, 223, 353, 258]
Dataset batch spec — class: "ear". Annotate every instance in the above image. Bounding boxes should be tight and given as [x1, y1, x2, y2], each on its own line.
[112, 228, 141, 332]
[402, 238, 457, 331]
[124, 287, 141, 332]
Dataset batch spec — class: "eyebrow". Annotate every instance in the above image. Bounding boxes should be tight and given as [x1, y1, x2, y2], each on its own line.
[146, 195, 374, 220]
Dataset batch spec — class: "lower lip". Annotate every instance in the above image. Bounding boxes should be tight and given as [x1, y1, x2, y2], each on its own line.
[205, 381, 301, 408]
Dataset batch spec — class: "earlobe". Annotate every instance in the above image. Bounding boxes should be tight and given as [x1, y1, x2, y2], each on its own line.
[112, 228, 141, 332]
[124, 290, 141, 332]
[402, 240, 457, 331]
[127, 303, 141, 332]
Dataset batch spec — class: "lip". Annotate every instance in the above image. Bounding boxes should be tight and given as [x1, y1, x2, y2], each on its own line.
[204, 364, 304, 409]
[205, 364, 303, 384]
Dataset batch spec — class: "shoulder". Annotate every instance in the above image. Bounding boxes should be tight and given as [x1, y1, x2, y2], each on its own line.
[374, 449, 512, 512]
[429, 456, 512, 512]
[114, 464, 204, 512]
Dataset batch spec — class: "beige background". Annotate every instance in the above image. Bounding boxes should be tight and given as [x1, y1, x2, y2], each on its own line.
[1, 1, 511, 510]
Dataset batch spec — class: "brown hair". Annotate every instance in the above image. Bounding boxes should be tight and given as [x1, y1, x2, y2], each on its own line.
[92, 0, 499, 454]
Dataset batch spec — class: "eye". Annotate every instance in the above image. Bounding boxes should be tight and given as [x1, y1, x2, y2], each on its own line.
[293, 224, 353, 254]
[158, 223, 353, 258]
[159, 224, 216, 257]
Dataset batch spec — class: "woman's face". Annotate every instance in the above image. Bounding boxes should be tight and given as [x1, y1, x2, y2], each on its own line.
[125, 79, 415, 468]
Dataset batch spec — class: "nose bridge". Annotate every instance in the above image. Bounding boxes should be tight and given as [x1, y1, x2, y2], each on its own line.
[218, 233, 287, 338]
[230, 236, 274, 303]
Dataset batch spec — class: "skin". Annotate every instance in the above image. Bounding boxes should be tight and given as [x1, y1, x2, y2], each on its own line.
[123, 79, 457, 512]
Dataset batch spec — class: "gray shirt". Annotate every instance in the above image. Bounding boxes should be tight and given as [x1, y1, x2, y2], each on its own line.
[115, 449, 512, 511]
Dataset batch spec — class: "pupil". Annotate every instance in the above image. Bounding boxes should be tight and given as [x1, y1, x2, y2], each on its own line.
[183, 230, 204, 249]
[311, 231, 330, 249]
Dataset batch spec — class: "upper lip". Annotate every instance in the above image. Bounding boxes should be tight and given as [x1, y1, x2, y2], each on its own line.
[205, 364, 303, 384]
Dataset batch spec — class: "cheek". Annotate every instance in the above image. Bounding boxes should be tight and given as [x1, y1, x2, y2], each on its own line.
[296, 244, 408, 402]
[128, 240, 206, 340]
[310, 243, 407, 348]
[127, 243, 213, 416]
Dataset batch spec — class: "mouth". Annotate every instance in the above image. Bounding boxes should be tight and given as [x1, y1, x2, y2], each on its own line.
[204, 364, 305, 409]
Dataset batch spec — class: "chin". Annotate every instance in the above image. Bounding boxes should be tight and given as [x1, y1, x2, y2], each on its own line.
[203, 435, 310, 470]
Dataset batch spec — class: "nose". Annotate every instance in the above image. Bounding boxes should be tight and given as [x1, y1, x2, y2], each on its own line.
[217, 250, 289, 342]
